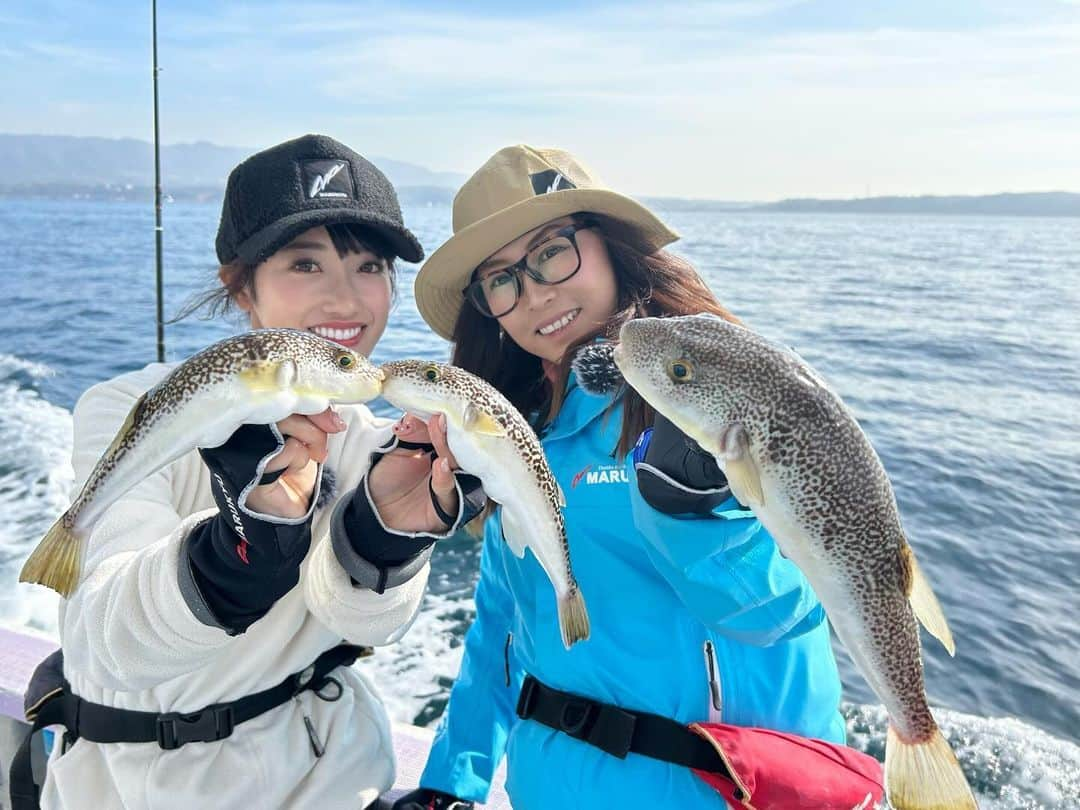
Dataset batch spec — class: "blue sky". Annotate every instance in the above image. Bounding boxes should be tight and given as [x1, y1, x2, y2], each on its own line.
[2, 0, 1078, 199]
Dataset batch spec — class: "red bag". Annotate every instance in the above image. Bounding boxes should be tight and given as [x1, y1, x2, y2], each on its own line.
[689, 722, 884, 809]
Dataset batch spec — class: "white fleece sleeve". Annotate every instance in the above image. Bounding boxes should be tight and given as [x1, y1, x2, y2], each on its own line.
[302, 413, 429, 645]
[303, 536, 427, 645]
[58, 372, 231, 691]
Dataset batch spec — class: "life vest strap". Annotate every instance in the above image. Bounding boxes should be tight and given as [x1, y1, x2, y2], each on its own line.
[9, 643, 371, 810]
[515, 674, 734, 779]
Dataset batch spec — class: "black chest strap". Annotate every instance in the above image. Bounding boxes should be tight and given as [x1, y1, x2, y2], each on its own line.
[10, 643, 369, 810]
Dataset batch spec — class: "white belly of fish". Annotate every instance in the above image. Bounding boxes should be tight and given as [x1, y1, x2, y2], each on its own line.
[76, 382, 334, 531]
[443, 425, 571, 597]
[747, 466, 906, 717]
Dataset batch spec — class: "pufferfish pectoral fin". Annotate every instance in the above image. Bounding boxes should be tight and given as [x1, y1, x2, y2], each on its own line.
[275, 358, 298, 389]
[239, 360, 296, 393]
[901, 542, 957, 656]
[499, 507, 528, 559]
[717, 422, 764, 508]
[102, 391, 149, 459]
[463, 402, 507, 437]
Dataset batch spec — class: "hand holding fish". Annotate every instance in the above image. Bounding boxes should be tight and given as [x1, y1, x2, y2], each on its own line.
[19, 329, 384, 596]
[244, 409, 348, 519]
[365, 412, 462, 533]
[379, 360, 591, 649]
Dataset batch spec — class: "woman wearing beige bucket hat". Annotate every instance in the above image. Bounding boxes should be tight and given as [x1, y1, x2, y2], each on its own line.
[394, 146, 870, 810]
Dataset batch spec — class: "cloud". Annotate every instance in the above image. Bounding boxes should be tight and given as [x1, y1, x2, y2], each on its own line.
[21, 41, 124, 70]
[166, 4, 1080, 195]
[3, 0, 1078, 197]
[166, 3, 1068, 109]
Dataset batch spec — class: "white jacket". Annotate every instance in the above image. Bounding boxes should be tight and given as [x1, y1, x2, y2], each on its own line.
[42, 363, 429, 810]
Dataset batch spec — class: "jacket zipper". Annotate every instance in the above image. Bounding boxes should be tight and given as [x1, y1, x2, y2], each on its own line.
[295, 695, 325, 758]
[704, 640, 722, 719]
[504, 632, 513, 687]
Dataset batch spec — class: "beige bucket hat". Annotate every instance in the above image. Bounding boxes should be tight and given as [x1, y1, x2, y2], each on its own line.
[414, 144, 680, 340]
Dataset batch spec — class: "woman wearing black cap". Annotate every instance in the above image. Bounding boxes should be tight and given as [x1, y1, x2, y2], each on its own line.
[21, 135, 480, 810]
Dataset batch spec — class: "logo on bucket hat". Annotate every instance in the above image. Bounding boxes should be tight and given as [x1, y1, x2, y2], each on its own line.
[530, 169, 576, 196]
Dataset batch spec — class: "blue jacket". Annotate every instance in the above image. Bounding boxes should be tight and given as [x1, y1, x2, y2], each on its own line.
[420, 376, 845, 807]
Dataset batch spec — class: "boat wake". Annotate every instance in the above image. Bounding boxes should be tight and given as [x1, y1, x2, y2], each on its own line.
[0, 353, 69, 632]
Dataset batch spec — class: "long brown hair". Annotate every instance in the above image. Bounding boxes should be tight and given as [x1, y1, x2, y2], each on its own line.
[450, 212, 740, 457]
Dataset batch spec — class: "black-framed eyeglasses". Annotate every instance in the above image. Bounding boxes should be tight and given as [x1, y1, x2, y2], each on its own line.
[462, 223, 595, 319]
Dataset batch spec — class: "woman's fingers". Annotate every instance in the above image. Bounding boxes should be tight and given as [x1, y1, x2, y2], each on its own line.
[263, 437, 311, 478]
[380, 411, 464, 528]
[276, 410, 342, 464]
[428, 413, 459, 469]
[306, 407, 348, 435]
[392, 412, 430, 443]
[246, 436, 317, 517]
[393, 412, 459, 468]
[429, 452, 459, 524]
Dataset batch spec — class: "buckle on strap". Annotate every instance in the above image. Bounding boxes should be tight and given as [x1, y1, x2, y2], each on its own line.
[556, 698, 636, 759]
[155, 705, 235, 750]
[516, 676, 636, 760]
[583, 704, 636, 759]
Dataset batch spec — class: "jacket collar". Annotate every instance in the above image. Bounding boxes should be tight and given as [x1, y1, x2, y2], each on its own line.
[537, 368, 620, 443]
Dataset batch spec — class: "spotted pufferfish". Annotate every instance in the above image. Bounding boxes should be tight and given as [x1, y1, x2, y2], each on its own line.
[20, 328, 383, 597]
[379, 359, 589, 650]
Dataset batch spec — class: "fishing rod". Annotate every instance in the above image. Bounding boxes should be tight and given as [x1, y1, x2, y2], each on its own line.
[152, 0, 165, 362]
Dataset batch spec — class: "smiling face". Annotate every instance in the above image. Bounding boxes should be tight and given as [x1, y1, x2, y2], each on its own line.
[230, 225, 393, 356]
[478, 216, 619, 363]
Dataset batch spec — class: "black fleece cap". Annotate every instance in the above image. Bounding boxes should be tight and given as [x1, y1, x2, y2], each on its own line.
[215, 134, 424, 265]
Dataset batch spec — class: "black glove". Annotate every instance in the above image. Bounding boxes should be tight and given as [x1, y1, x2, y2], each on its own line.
[184, 423, 318, 633]
[391, 787, 474, 810]
[331, 436, 487, 594]
[633, 413, 730, 515]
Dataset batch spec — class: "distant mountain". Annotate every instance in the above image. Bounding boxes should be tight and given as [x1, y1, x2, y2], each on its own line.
[753, 192, 1080, 217]
[642, 197, 757, 212]
[0, 134, 465, 194]
[3, 136, 1077, 216]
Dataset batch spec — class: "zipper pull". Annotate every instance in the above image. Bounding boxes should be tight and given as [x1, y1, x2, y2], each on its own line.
[704, 640, 722, 713]
[296, 697, 325, 758]
[504, 632, 513, 687]
[304, 715, 325, 758]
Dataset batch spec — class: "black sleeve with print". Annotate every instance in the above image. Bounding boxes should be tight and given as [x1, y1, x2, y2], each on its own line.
[185, 424, 315, 634]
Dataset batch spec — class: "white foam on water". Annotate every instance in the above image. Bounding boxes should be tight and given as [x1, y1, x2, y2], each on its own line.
[844, 703, 1080, 809]
[0, 354, 71, 633]
[360, 591, 474, 726]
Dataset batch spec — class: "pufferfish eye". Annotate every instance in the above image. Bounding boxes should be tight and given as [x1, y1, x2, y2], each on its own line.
[667, 359, 694, 383]
[335, 352, 356, 369]
[422, 364, 440, 382]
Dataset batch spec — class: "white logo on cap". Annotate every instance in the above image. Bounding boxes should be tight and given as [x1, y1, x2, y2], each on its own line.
[546, 173, 565, 194]
[309, 162, 346, 198]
